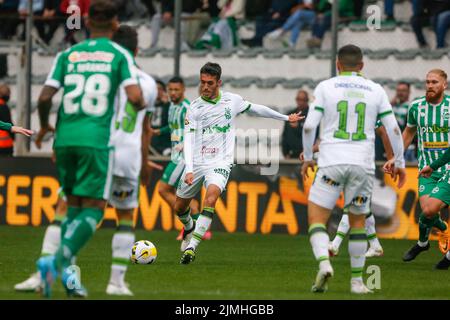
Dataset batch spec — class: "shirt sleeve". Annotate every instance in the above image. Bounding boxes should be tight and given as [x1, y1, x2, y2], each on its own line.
[183, 108, 198, 173]
[406, 103, 417, 127]
[311, 82, 325, 113]
[0, 121, 12, 132]
[377, 86, 394, 120]
[117, 49, 139, 88]
[233, 94, 251, 114]
[45, 51, 66, 89]
[430, 148, 450, 170]
[145, 79, 157, 116]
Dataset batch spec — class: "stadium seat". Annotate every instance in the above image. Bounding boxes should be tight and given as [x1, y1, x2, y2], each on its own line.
[257, 77, 286, 89]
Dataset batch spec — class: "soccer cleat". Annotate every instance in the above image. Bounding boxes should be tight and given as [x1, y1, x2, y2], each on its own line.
[402, 242, 430, 262]
[61, 266, 88, 298]
[328, 242, 339, 257]
[106, 282, 134, 296]
[180, 221, 196, 252]
[434, 256, 450, 270]
[351, 279, 373, 294]
[437, 222, 450, 254]
[14, 272, 41, 292]
[180, 248, 196, 265]
[36, 256, 58, 298]
[365, 246, 384, 258]
[311, 264, 334, 293]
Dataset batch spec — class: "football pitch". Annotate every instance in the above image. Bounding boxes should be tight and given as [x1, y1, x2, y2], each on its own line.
[1, 225, 449, 300]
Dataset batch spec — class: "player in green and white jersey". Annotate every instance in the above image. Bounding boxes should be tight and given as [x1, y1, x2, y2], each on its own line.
[35, 0, 145, 298]
[385, 69, 450, 264]
[154, 77, 202, 242]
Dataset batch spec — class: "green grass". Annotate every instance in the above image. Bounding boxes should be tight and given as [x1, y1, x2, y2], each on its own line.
[0, 225, 449, 299]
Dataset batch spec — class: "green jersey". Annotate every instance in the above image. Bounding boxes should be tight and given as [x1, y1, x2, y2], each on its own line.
[392, 101, 409, 130]
[407, 95, 450, 172]
[160, 98, 190, 163]
[45, 37, 138, 149]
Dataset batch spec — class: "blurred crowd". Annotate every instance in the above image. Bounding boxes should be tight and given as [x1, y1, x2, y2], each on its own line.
[0, 0, 448, 50]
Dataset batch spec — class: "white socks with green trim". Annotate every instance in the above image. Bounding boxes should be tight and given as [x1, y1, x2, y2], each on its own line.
[365, 214, 381, 248]
[41, 225, 61, 256]
[349, 228, 367, 281]
[110, 231, 135, 286]
[309, 224, 330, 269]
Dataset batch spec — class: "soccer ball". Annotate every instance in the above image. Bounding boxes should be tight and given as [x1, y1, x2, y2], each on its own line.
[130, 240, 157, 264]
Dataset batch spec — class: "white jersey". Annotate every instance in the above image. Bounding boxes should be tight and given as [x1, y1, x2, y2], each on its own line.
[184, 91, 251, 169]
[110, 68, 157, 178]
[312, 72, 394, 171]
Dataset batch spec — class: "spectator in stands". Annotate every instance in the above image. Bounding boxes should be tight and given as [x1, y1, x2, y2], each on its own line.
[150, 0, 203, 49]
[266, 0, 316, 49]
[195, 0, 245, 50]
[0, 1, 20, 40]
[0, 84, 14, 156]
[282, 89, 309, 159]
[307, 0, 354, 49]
[151, 79, 171, 155]
[241, 0, 297, 47]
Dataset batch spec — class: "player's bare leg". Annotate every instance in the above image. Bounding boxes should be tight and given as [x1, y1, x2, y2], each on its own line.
[308, 201, 333, 293]
[180, 185, 221, 264]
[106, 209, 135, 296]
[348, 212, 373, 294]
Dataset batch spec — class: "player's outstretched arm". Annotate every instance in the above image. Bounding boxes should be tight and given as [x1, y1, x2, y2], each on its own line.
[36, 85, 58, 149]
[300, 108, 322, 179]
[246, 103, 304, 122]
[11, 126, 34, 137]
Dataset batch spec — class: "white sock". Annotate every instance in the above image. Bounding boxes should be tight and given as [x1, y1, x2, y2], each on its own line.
[188, 210, 214, 250]
[349, 228, 367, 281]
[178, 208, 194, 230]
[418, 240, 429, 247]
[309, 224, 330, 263]
[365, 213, 381, 248]
[332, 214, 350, 249]
[446, 251, 450, 260]
[109, 231, 135, 285]
[41, 225, 61, 256]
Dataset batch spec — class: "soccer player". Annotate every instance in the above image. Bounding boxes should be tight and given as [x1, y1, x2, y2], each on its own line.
[419, 143, 450, 269]
[301, 45, 406, 294]
[174, 62, 303, 264]
[153, 77, 205, 241]
[35, 0, 145, 298]
[329, 123, 394, 258]
[105, 25, 159, 296]
[385, 69, 450, 264]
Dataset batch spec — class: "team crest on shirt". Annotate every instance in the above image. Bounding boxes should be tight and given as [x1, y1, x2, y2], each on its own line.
[225, 107, 232, 120]
[419, 185, 425, 192]
[442, 111, 450, 120]
[432, 187, 440, 194]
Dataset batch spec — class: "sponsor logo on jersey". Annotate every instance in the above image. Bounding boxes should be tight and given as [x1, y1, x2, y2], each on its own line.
[432, 187, 440, 194]
[321, 175, 340, 187]
[420, 125, 449, 134]
[423, 141, 449, 150]
[202, 124, 231, 134]
[68, 51, 115, 63]
[214, 168, 230, 179]
[113, 189, 134, 200]
[201, 146, 219, 155]
[225, 107, 232, 120]
[352, 195, 368, 206]
[335, 83, 373, 91]
[419, 185, 425, 192]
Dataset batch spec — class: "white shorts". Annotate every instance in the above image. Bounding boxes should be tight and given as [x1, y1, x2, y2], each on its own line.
[176, 164, 233, 199]
[108, 175, 139, 210]
[308, 165, 374, 215]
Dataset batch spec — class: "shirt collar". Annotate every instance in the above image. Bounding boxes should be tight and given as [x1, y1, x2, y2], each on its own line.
[201, 91, 222, 104]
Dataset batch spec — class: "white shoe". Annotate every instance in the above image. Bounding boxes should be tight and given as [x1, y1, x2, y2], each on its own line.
[351, 279, 373, 294]
[267, 29, 283, 39]
[365, 246, 384, 258]
[106, 282, 134, 296]
[311, 264, 334, 293]
[328, 242, 339, 257]
[180, 222, 195, 252]
[14, 272, 41, 292]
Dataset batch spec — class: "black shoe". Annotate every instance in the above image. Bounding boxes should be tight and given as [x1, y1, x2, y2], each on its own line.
[434, 256, 450, 270]
[402, 243, 430, 262]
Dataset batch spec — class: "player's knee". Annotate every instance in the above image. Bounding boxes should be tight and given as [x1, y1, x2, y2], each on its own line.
[422, 204, 439, 218]
[203, 195, 218, 208]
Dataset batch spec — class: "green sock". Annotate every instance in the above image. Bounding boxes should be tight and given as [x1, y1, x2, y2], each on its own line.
[60, 207, 82, 241]
[433, 216, 447, 231]
[418, 213, 435, 243]
[191, 213, 200, 221]
[56, 207, 103, 270]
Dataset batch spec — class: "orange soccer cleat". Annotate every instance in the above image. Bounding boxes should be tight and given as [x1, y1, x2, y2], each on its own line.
[437, 221, 450, 254]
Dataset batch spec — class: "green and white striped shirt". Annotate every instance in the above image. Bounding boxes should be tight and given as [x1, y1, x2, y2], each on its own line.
[407, 94, 450, 172]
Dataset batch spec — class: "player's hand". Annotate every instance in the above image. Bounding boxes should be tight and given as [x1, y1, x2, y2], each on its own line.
[147, 160, 163, 171]
[392, 167, 407, 188]
[383, 158, 395, 175]
[288, 112, 305, 123]
[299, 152, 304, 162]
[419, 165, 433, 178]
[35, 125, 54, 149]
[185, 172, 194, 186]
[11, 126, 34, 137]
[301, 160, 315, 179]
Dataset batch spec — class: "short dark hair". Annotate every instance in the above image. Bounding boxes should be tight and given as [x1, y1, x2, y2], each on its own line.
[155, 79, 166, 90]
[200, 62, 222, 80]
[88, 0, 118, 31]
[113, 25, 138, 53]
[337, 44, 363, 68]
[168, 76, 185, 85]
[397, 81, 411, 89]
